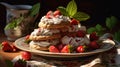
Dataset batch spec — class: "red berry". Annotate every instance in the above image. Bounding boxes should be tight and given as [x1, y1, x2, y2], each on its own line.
[57, 44, 65, 51]
[1, 41, 9, 46]
[21, 51, 31, 61]
[77, 30, 86, 37]
[2, 45, 13, 52]
[49, 45, 59, 53]
[76, 45, 85, 53]
[46, 11, 53, 19]
[25, 35, 30, 40]
[61, 45, 73, 53]
[89, 41, 100, 49]
[90, 32, 99, 41]
[53, 10, 61, 17]
[70, 19, 79, 25]
[1, 41, 13, 52]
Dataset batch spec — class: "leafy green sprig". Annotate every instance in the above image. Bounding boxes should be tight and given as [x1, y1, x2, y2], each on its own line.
[4, 3, 40, 30]
[57, 0, 90, 21]
[87, 16, 120, 42]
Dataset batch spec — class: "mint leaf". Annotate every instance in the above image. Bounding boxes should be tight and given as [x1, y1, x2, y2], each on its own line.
[57, 6, 68, 16]
[5, 60, 13, 67]
[87, 24, 106, 36]
[106, 16, 118, 30]
[73, 12, 90, 21]
[96, 24, 103, 31]
[4, 16, 24, 30]
[114, 30, 120, 42]
[66, 0, 77, 17]
[87, 27, 96, 34]
[29, 3, 40, 17]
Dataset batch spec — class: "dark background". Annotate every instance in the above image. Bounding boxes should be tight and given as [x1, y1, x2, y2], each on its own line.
[0, 0, 120, 33]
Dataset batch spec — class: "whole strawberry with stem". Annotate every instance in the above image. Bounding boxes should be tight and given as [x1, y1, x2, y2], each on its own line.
[61, 44, 73, 53]
[49, 45, 59, 53]
[1, 41, 13, 52]
[76, 45, 87, 53]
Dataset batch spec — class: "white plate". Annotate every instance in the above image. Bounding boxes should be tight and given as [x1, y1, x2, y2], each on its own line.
[14, 37, 115, 58]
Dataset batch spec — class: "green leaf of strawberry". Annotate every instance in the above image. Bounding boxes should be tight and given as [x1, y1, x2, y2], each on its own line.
[114, 30, 120, 42]
[57, 6, 68, 16]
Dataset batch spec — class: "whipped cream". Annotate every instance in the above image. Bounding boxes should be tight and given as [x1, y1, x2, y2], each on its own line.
[40, 15, 70, 24]
[29, 39, 60, 47]
[61, 36, 90, 47]
[30, 28, 60, 36]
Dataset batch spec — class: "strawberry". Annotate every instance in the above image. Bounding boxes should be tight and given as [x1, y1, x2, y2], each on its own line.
[77, 30, 86, 37]
[46, 10, 53, 19]
[53, 10, 61, 17]
[1, 41, 9, 46]
[49, 45, 59, 53]
[89, 41, 100, 50]
[70, 19, 79, 25]
[1, 41, 13, 52]
[21, 51, 31, 61]
[61, 45, 73, 53]
[14, 59, 27, 67]
[57, 44, 65, 51]
[24, 35, 31, 44]
[89, 32, 99, 41]
[76, 45, 86, 53]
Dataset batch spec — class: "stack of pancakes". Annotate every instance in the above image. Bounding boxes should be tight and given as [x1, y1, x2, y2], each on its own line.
[29, 10, 73, 50]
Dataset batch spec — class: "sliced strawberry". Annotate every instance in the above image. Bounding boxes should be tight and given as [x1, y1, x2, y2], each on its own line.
[90, 32, 99, 41]
[89, 41, 100, 50]
[21, 51, 31, 61]
[46, 10, 53, 19]
[14, 59, 26, 67]
[49, 45, 59, 53]
[61, 45, 73, 53]
[70, 19, 79, 25]
[77, 30, 86, 37]
[53, 10, 61, 17]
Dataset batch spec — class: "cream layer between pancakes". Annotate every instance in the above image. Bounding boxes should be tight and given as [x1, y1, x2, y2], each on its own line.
[29, 39, 60, 47]
[40, 15, 71, 25]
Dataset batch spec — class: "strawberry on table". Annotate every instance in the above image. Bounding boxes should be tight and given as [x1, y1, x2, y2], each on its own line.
[21, 51, 31, 61]
[1, 41, 13, 52]
[49, 45, 59, 53]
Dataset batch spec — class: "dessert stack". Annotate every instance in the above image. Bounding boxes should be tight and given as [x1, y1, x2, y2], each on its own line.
[29, 10, 90, 51]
